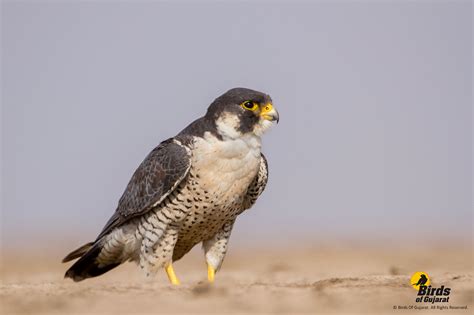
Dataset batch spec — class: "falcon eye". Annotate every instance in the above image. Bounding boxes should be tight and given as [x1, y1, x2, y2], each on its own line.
[241, 101, 258, 111]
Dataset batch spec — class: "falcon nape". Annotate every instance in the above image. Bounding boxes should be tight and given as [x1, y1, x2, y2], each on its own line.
[62, 87, 279, 285]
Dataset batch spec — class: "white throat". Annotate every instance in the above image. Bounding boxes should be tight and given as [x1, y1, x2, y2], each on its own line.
[192, 129, 262, 194]
[215, 112, 273, 141]
[215, 113, 243, 140]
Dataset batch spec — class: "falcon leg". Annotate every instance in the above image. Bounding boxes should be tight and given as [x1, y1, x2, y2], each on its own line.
[207, 263, 215, 283]
[202, 219, 235, 283]
[165, 263, 180, 285]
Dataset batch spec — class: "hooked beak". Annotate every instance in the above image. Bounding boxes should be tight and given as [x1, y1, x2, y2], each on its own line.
[260, 103, 279, 123]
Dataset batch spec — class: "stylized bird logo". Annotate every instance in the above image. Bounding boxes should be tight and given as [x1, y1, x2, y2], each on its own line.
[413, 274, 428, 286]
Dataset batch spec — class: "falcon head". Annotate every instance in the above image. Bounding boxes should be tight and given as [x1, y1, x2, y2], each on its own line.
[206, 87, 279, 139]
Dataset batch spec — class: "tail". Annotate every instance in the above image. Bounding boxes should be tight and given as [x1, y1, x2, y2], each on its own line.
[62, 242, 94, 263]
[62, 241, 120, 282]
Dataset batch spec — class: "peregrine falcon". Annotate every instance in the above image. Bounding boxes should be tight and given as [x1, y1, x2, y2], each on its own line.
[62, 87, 279, 284]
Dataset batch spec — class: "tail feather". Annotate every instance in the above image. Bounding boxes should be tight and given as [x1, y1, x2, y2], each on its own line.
[62, 242, 94, 263]
[63, 242, 120, 282]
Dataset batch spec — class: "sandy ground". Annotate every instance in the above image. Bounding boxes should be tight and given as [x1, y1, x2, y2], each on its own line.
[0, 244, 472, 314]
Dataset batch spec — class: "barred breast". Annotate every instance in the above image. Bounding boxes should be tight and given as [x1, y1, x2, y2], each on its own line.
[173, 132, 261, 260]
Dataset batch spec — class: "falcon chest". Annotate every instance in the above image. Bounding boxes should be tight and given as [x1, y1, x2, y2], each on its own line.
[191, 132, 261, 208]
[179, 132, 261, 240]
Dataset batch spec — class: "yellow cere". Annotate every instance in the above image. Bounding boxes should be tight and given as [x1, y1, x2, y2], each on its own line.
[260, 103, 274, 120]
[261, 103, 273, 114]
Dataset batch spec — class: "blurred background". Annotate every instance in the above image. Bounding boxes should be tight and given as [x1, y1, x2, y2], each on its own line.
[1, 2, 472, 313]
[2, 0, 472, 254]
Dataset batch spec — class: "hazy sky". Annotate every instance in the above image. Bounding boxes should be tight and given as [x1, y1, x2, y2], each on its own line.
[2, 1, 472, 250]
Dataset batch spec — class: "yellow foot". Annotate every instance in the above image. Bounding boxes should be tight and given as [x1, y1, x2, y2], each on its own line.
[207, 263, 215, 283]
[165, 264, 180, 285]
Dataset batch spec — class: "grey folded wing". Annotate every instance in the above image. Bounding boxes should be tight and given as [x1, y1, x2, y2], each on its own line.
[96, 138, 191, 240]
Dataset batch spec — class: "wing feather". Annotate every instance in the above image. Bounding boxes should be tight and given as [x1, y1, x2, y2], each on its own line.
[96, 138, 191, 240]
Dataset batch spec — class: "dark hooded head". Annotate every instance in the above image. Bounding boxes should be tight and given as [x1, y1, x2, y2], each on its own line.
[204, 87, 279, 138]
[179, 87, 279, 140]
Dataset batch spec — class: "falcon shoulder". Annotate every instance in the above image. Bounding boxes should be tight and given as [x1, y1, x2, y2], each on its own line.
[96, 138, 191, 240]
[241, 153, 269, 212]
